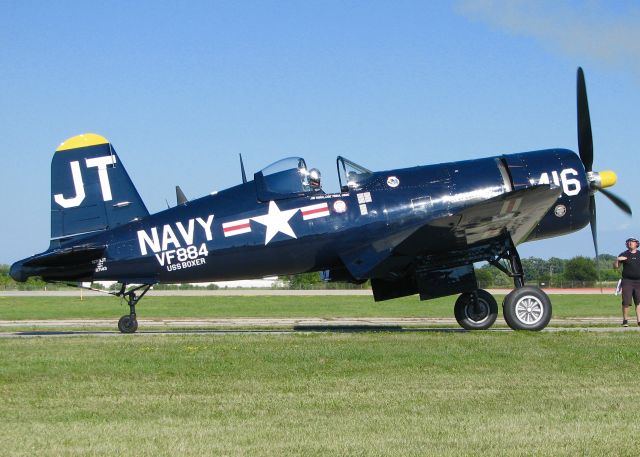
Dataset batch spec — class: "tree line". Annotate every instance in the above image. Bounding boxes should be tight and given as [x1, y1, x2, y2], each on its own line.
[475, 254, 618, 288]
[0, 254, 621, 290]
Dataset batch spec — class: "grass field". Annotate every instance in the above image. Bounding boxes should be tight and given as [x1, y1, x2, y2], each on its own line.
[2, 332, 640, 456]
[0, 293, 628, 321]
[1, 294, 636, 455]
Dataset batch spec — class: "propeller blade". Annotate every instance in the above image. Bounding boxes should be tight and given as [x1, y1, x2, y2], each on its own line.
[596, 186, 633, 215]
[577, 67, 593, 172]
[588, 195, 602, 286]
[589, 195, 598, 260]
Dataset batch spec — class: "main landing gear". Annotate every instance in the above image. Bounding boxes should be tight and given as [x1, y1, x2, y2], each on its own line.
[502, 286, 552, 330]
[114, 284, 151, 334]
[454, 289, 498, 330]
[454, 241, 552, 331]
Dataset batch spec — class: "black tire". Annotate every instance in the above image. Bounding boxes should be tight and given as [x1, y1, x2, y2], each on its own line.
[503, 286, 552, 331]
[454, 289, 498, 330]
[118, 315, 138, 334]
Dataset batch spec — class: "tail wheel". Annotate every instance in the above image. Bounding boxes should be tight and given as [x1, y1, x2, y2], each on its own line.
[454, 289, 498, 330]
[503, 286, 552, 331]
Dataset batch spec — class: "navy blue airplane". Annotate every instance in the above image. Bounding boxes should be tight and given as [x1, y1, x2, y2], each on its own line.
[10, 68, 631, 333]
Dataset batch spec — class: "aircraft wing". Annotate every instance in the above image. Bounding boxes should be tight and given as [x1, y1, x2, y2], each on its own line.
[340, 185, 562, 280]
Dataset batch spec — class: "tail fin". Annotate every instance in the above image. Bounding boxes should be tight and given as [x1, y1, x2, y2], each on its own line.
[50, 133, 148, 244]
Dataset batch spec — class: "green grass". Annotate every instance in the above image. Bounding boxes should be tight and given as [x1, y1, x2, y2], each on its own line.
[0, 295, 635, 455]
[1, 332, 639, 456]
[0, 294, 628, 321]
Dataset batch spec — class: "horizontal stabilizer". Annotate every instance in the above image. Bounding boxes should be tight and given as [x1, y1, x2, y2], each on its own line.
[11, 244, 105, 282]
[23, 245, 106, 267]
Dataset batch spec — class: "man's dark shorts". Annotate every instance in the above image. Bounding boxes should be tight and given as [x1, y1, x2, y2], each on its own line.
[621, 279, 640, 306]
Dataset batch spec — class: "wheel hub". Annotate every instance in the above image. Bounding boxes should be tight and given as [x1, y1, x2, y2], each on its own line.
[466, 300, 489, 322]
[515, 296, 543, 325]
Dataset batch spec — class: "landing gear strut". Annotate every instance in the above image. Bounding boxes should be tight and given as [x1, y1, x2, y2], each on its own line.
[489, 238, 552, 331]
[114, 284, 151, 334]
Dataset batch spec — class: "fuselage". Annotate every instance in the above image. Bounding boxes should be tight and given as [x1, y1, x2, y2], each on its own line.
[15, 147, 589, 285]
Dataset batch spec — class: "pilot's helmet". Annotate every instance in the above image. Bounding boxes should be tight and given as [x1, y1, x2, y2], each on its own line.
[626, 237, 639, 247]
[308, 168, 321, 188]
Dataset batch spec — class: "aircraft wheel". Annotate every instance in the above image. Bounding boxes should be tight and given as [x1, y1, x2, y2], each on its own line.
[503, 286, 552, 331]
[454, 289, 498, 330]
[118, 315, 138, 334]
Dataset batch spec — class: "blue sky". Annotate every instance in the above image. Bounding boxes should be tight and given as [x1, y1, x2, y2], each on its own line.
[1, 1, 639, 264]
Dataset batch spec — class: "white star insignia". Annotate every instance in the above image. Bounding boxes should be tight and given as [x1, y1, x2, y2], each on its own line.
[251, 201, 299, 245]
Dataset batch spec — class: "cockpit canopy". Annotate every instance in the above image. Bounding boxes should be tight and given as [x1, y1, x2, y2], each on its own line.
[336, 156, 372, 192]
[254, 157, 317, 201]
[254, 156, 372, 201]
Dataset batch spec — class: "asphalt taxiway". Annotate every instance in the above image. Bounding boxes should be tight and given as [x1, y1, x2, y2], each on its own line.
[0, 317, 635, 338]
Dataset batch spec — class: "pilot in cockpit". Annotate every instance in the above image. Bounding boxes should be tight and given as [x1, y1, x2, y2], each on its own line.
[307, 168, 322, 191]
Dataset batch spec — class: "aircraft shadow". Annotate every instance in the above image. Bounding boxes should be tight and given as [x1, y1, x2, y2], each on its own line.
[9, 326, 512, 337]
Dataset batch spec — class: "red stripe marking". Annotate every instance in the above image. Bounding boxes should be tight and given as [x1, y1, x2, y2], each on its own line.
[302, 207, 329, 216]
[224, 222, 250, 232]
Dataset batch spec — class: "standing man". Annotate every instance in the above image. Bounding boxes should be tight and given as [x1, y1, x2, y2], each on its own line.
[614, 237, 640, 326]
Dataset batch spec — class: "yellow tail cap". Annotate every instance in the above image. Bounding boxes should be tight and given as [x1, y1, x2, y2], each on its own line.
[56, 133, 109, 152]
[599, 170, 617, 188]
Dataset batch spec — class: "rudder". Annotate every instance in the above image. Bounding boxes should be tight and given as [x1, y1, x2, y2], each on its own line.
[50, 133, 148, 244]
